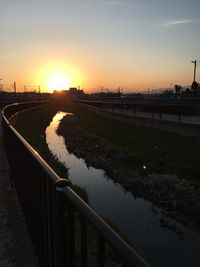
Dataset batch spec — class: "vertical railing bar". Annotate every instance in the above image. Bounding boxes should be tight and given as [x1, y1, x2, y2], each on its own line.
[39, 169, 45, 267]
[45, 173, 51, 267]
[41, 171, 49, 267]
[26, 155, 36, 245]
[38, 169, 45, 266]
[31, 158, 38, 251]
[97, 235, 105, 267]
[65, 203, 75, 267]
[34, 164, 40, 263]
[46, 175, 52, 267]
[48, 178, 56, 267]
[51, 183, 58, 267]
[55, 180, 69, 267]
[80, 215, 87, 267]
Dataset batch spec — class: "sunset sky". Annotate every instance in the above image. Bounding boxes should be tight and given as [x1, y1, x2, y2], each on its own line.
[1, 0, 200, 93]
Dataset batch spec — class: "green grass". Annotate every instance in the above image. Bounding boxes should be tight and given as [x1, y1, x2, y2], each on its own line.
[13, 100, 200, 187]
[60, 102, 200, 186]
[12, 101, 88, 200]
[12, 102, 66, 176]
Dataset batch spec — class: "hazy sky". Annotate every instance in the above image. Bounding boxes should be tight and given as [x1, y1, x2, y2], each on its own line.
[1, 0, 200, 92]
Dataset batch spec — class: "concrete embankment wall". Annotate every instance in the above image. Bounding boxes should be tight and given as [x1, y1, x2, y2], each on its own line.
[82, 104, 200, 138]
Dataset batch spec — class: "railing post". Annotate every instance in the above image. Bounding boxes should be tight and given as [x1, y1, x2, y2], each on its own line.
[65, 202, 75, 267]
[97, 234, 105, 267]
[80, 216, 87, 267]
[55, 179, 70, 267]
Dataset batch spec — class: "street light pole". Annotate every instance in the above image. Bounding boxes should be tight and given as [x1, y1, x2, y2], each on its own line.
[191, 60, 197, 81]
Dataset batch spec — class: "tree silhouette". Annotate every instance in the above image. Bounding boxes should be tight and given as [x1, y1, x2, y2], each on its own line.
[174, 84, 182, 94]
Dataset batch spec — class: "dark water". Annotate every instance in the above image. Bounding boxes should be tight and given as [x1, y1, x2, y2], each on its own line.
[45, 111, 200, 267]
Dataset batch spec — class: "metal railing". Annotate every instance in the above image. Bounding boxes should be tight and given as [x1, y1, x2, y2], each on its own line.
[1, 102, 150, 267]
[75, 100, 200, 125]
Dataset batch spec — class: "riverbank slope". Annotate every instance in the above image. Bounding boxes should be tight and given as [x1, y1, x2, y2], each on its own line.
[57, 103, 200, 227]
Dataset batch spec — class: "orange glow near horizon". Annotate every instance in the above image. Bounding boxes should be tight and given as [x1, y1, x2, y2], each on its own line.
[35, 63, 84, 93]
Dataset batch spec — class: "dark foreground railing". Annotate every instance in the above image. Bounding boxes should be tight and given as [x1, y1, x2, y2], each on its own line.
[2, 102, 150, 267]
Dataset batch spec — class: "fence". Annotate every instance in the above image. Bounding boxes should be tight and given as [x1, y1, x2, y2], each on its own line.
[1, 102, 150, 267]
[75, 100, 200, 125]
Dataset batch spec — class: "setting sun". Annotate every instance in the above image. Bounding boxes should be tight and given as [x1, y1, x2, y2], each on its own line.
[34, 63, 84, 93]
[47, 73, 70, 91]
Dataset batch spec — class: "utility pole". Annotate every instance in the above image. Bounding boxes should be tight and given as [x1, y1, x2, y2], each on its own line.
[0, 78, 3, 92]
[14, 81, 16, 93]
[191, 60, 197, 81]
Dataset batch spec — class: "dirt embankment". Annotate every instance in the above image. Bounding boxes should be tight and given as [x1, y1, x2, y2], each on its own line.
[57, 113, 200, 228]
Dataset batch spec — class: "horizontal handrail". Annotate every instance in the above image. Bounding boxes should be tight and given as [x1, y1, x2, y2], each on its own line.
[2, 101, 49, 122]
[2, 102, 150, 267]
[62, 186, 148, 267]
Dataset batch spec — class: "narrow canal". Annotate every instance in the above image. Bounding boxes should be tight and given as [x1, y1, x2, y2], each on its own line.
[45, 111, 200, 267]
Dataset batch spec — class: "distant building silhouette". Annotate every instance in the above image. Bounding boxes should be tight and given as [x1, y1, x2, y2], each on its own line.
[53, 87, 85, 99]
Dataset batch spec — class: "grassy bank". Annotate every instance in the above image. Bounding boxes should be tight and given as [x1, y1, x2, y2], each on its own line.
[12, 102, 66, 176]
[13, 100, 200, 186]
[11, 101, 88, 200]
[60, 102, 200, 186]
[57, 102, 200, 225]
[12, 101, 200, 224]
